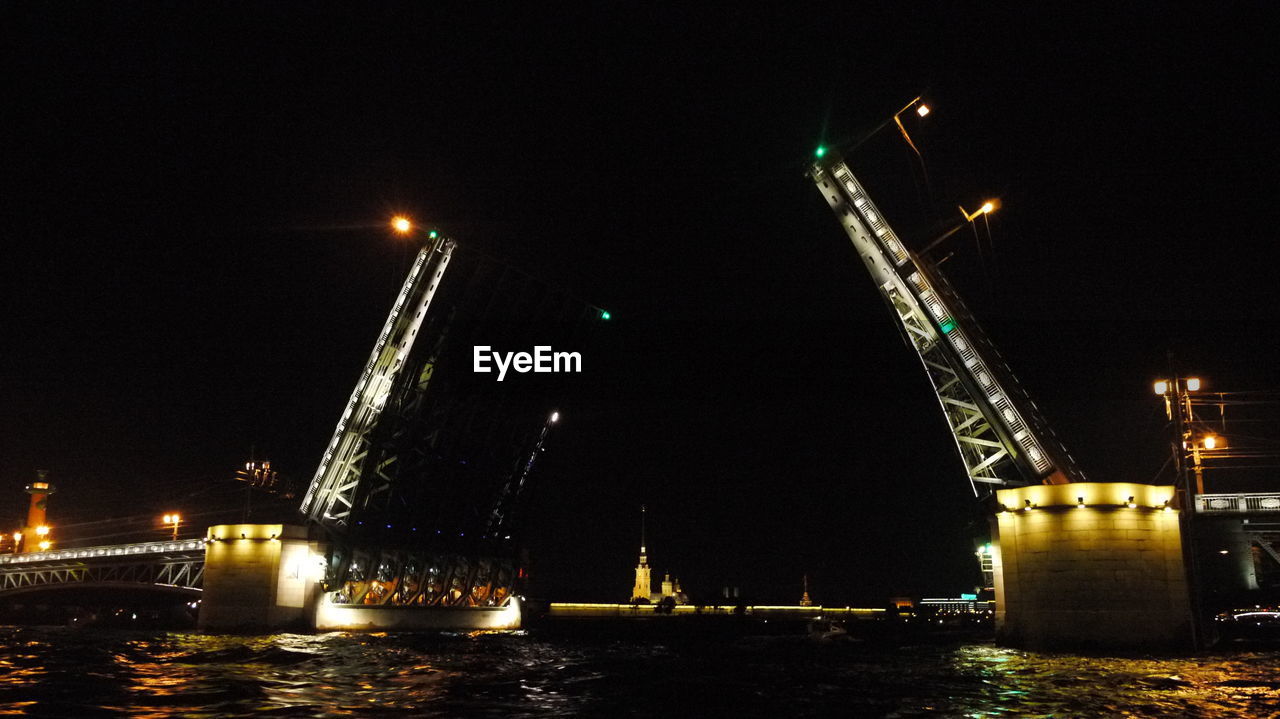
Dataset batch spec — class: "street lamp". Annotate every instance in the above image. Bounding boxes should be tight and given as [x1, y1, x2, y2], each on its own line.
[818, 95, 933, 160]
[391, 215, 443, 242]
[959, 200, 999, 223]
[892, 96, 930, 161]
[1154, 375, 1209, 495]
[921, 199, 1002, 257]
[162, 513, 182, 541]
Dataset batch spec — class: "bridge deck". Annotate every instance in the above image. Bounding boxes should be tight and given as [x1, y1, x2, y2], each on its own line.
[1, 539, 206, 595]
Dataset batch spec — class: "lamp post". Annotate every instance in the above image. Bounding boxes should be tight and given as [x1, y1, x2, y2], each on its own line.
[920, 199, 1001, 257]
[1153, 372, 1213, 649]
[162, 513, 182, 541]
[818, 95, 932, 161]
[1153, 375, 1211, 497]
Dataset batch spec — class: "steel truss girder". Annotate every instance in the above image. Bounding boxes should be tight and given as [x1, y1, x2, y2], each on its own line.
[300, 237, 456, 531]
[1246, 533, 1280, 568]
[811, 155, 1082, 493]
[895, 285, 1012, 492]
[326, 545, 513, 608]
[0, 554, 204, 594]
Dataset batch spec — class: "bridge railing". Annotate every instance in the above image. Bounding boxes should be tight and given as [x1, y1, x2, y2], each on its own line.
[0, 539, 206, 565]
[1196, 493, 1280, 514]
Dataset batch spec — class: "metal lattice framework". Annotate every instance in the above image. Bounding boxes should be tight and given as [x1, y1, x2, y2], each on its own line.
[810, 153, 1083, 494]
[300, 236, 456, 531]
[0, 540, 205, 595]
[295, 232, 601, 608]
[329, 548, 515, 608]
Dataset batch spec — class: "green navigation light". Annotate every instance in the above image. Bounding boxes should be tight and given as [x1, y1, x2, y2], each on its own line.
[814, 145, 826, 158]
[940, 319, 956, 334]
[601, 310, 612, 321]
[428, 230, 439, 239]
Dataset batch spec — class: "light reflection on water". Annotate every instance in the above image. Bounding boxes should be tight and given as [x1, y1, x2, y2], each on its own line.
[1, 626, 1278, 717]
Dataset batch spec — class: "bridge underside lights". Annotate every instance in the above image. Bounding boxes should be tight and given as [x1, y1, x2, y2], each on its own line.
[991, 483, 1192, 650]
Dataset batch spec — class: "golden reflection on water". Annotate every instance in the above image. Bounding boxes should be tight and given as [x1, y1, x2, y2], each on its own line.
[1, 626, 1279, 717]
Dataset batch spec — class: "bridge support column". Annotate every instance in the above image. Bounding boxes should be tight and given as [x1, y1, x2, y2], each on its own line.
[198, 524, 325, 632]
[992, 483, 1193, 650]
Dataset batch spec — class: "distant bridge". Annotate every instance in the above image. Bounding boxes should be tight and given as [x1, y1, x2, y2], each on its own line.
[0, 539, 204, 597]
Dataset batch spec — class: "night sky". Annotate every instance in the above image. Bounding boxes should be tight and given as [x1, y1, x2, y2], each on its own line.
[3, 5, 1278, 604]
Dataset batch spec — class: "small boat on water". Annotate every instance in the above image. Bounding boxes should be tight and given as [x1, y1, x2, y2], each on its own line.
[807, 617, 852, 643]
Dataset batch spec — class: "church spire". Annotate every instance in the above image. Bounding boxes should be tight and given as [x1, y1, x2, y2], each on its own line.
[639, 504, 647, 560]
[631, 504, 653, 603]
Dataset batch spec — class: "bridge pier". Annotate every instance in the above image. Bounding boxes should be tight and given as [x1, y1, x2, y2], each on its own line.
[198, 524, 325, 632]
[991, 483, 1194, 650]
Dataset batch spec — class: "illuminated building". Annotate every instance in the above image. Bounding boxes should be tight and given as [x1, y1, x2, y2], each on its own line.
[630, 507, 652, 603]
[628, 506, 688, 604]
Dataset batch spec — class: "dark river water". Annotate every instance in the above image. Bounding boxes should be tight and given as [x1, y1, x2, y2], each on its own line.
[2, 625, 1279, 717]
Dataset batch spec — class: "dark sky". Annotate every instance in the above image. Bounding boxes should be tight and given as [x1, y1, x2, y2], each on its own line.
[3, 5, 1277, 604]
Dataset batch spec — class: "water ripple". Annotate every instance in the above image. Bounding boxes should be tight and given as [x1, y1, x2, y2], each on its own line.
[1, 626, 1278, 717]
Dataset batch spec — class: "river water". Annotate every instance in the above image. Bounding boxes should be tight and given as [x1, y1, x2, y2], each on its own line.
[2, 625, 1279, 717]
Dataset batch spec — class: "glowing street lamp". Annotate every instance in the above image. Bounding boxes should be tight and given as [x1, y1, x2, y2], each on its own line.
[892, 96, 930, 160]
[817, 95, 932, 162]
[162, 513, 182, 541]
[960, 200, 999, 222]
[1153, 375, 1213, 495]
[391, 216, 412, 234]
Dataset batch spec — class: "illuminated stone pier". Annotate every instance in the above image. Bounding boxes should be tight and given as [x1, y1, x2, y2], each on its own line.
[198, 524, 326, 631]
[991, 483, 1193, 650]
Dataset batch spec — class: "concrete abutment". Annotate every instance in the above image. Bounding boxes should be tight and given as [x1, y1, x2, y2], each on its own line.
[992, 483, 1194, 650]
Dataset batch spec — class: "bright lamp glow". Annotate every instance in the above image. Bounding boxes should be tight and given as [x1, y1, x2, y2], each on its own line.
[35, 525, 49, 537]
[916, 104, 930, 117]
[549, 411, 560, 424]
[391, 216, 412, 234]
[1187, 377, 1201, 391]
[979, 202, 994, 215]
[1154, 380, 1169, 395]
[1204, 436, 1218, 449]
